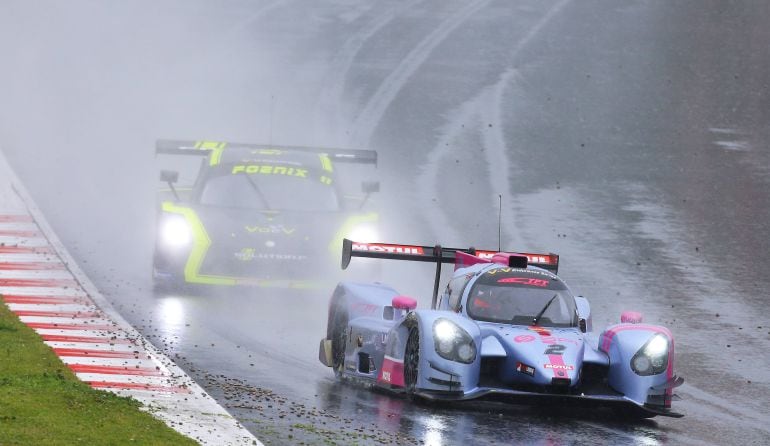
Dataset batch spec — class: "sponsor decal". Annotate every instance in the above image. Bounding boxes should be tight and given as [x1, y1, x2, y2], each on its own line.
[528, 328, 580, 347]
[351, 243, 424, 255]
[484, 267, 517, 275]
[235, 248, 256, 261]
[516, 362, 536, 376]
[255, 253, 307, 260]
[486, 267, 552, 278]
[250, 149, 282, 155]
[350, 302, 379, 314]
[477, 251, 555, 264]
[514, 334, 536, 343]
[528, 326, 551, 337]
[378, 356, 405, 387]
[515, 332, 578, 346]
[234, 248, 308, 261]
[231, 164, 308, 178]
[195, 140, 226, 150]
[544, 344, 566, 355]
[544, 364, 574, 371]
[528, 323, 577, 379]
[244, 224, 296, 235]
[496, 277, 549, 287]
[528, 255, 552, 264]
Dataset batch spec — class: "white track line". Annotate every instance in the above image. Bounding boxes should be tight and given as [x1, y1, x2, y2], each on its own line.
[416, 0, 571, 248]
[351, 0, 492, 145]
[315, 0, 425, 137]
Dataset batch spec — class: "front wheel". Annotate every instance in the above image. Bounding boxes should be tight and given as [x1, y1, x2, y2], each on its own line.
[404, 325, 420, 394]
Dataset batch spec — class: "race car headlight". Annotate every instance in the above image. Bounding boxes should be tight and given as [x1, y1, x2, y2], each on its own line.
[347, 224, 379, 244]
[631, 333, 669, 376]
[433, 318, 476, 364]
[159, 214, 193, 248]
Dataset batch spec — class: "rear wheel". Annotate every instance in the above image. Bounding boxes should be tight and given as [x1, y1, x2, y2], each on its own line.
[330, 311, 348, 377]
[404, 325, 420, 394]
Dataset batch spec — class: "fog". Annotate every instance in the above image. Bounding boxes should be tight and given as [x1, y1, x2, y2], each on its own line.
[0, 0, 413, 292]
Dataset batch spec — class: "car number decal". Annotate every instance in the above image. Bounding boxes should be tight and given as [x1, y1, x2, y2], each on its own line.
[544, 344, 566, 355]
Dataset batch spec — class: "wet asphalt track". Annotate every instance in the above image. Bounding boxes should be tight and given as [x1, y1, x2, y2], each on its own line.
[1, 1, 770, 444]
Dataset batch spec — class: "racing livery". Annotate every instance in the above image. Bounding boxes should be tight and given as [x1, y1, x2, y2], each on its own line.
[153, 140, 379, 289]
[319, 239, 683, 418]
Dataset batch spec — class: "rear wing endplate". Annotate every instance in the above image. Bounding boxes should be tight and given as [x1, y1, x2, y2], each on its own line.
[341, 239, 559, 309]
[155, 139, 377, 165]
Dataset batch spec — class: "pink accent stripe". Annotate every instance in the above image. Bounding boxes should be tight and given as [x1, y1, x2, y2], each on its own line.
[600, 324, 672, 353]
[529, 325, 570, 379]
[454, 250, 491, 270]
[2, 295, 87, 305]
[0, 278, 78, 287]
[0, 215, 33, 222]
[547, 354, 566, 379]
[26, 322, 116, 331]
[68, 364, 164, 376]
[0, 229, 42, 237]
[13, 310, 100, 318]
[41, 334, 135, 344]
[54, 348, 140, 359]
[0, 262, 65, 271]
[0, 246, 53, 254]
[87, 381, 191, 394]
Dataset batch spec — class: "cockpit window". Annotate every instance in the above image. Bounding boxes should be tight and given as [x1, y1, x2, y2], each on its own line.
[446, 273, 472, 311]
[466, 268, 577, 327]
[198, 167, 339, 211]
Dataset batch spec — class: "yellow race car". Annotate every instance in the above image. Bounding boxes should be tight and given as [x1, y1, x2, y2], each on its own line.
[152, 139, 379, 289]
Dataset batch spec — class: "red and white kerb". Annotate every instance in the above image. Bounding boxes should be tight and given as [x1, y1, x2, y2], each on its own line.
[0, 214, 189, 394]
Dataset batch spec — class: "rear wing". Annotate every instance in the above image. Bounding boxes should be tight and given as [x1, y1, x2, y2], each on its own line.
[341, 239, 559, 309]
[155, 139, 377, 165]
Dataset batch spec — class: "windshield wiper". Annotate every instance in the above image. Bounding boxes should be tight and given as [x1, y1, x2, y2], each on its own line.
[243, 174, 271, 210]
[532, 294, 558, 326]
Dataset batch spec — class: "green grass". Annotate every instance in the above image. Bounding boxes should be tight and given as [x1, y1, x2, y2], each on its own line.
[0, 296, 197, 445]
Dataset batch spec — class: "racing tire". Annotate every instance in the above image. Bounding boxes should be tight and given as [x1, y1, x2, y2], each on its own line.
[151, 271, 187, 295]
[151, 271, 175, 293]
[331, 311, 348, 378]
[404, 325, 420, 395]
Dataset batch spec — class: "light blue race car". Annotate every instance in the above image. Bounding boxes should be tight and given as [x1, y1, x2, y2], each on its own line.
[318, 239, 683, 418]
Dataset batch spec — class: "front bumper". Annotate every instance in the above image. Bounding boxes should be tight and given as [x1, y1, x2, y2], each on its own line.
[415, 386, 684, 418]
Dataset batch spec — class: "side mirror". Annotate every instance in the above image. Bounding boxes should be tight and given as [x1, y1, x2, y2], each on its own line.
[160, 170, 179, 183]
[385, 295, 417, 321]
[620, 311, 643, 324]
[361, 181, 380, 194]
[574, 296, 592, 333]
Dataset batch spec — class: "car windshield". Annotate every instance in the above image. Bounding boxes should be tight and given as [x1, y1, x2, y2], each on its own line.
[198, 170, 339, 211]
[466, 268, 577, 327]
